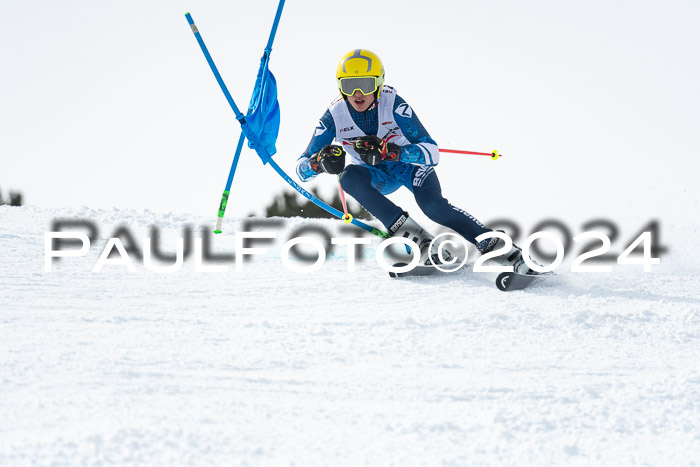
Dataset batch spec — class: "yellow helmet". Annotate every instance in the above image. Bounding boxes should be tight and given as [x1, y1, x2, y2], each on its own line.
[336, 49, 385, 98]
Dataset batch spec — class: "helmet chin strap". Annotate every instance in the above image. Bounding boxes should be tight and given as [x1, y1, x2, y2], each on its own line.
[367, 96, 378, 110]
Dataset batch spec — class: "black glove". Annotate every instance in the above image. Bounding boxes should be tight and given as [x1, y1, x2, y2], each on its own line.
[354, 136, 401, 166]
[309, 144, 346, 175]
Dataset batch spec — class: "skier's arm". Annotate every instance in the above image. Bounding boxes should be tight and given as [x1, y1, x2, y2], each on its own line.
[393, 95, 440, 166]
[296, 110, 336, 181]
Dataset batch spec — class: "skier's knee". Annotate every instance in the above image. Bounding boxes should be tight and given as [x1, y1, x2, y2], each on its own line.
[340, 165, 371, 194]
[418, 197, 451, 224]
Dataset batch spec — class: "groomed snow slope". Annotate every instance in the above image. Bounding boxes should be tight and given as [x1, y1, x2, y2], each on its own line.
[1, 206, 698, 465]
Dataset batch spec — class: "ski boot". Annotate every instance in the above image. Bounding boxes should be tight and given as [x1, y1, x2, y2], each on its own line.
[388, 212, 455, 267]
[477, 231, 535, 275]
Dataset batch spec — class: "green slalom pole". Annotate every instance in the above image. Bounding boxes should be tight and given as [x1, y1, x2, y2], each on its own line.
[214, 133, 246, 233]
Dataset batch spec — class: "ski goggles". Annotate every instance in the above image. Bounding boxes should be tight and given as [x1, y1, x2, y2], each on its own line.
[338, 76, 382, 96]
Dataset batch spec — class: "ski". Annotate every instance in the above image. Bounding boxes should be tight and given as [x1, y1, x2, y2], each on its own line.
[388, 263, 440, 278]
[390, 264, 550, 292]
[495, 271, 547, 291]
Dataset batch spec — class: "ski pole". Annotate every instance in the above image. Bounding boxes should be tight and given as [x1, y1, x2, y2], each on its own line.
[337, 176, 353, 223]
[440, 148, 501, 160]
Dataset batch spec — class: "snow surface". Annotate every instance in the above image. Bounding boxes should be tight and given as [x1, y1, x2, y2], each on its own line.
[1, 205, 699, 465]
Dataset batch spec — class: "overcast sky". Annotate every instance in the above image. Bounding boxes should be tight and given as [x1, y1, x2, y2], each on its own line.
[2, 0, 698, 232]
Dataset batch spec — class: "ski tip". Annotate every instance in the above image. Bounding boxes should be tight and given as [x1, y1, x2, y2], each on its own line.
[213, 230, 222, 235]
[496, 272, 512, 291]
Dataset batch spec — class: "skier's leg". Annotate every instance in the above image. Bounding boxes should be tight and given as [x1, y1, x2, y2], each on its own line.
[411, 167, 533, 273]
[411, 167, 490, 244]
[340, 165, 435, 264]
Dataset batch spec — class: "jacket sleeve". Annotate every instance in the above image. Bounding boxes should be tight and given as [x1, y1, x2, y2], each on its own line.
[296, 109, 336, 181]
[393, 95, 440, 166]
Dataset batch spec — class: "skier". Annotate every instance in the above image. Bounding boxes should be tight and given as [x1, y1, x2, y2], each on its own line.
[296, 49, 531, 273]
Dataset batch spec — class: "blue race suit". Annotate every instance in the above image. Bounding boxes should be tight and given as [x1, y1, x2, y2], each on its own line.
[296, 86, 489, 245]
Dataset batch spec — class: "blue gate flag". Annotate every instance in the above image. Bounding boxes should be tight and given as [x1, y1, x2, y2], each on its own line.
[245, 52, 280, 163]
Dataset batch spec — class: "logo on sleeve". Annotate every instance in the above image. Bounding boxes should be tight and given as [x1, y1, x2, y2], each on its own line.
[395, 103, 413, 119]
[314, 121, 327, 137]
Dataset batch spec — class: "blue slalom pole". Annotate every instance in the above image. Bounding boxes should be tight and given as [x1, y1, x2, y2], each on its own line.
[265, 0, 285, 52]
[185, 12, 269, 160]
[185, 8, 389, 239]
[202, 2, 283, 234]
[186, 11, 269, 233]
[266, 159, 389, 238]
[185, 13, 244, 120]
[212, 0, 283, 233]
